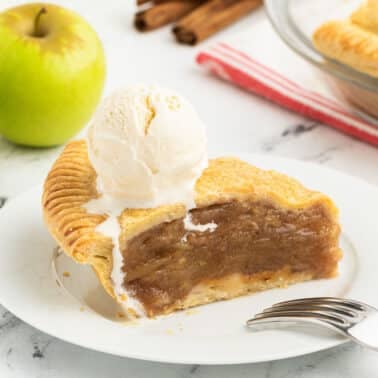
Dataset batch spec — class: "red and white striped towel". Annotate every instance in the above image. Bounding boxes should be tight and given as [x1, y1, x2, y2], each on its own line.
[196, 19, 378, 146]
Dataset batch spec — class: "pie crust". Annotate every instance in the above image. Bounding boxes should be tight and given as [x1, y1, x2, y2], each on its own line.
[313, 0, 378, 78]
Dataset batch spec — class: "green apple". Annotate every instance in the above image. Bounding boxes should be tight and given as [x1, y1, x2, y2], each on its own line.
[0, 3, 106, 147]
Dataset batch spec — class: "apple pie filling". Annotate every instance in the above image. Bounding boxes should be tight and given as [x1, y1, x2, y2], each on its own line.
[122, 200, 341, 316]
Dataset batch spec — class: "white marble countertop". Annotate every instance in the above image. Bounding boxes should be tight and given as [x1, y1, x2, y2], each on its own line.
[1, 0, 378, 377]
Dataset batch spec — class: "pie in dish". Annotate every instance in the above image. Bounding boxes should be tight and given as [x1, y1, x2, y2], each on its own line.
[312, 0, 378, 78]
[42, 140, 342, 318]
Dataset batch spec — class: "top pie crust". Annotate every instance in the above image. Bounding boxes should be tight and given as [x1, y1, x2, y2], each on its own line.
[42, 140, 338, 299]
[313, 0, 378, 78]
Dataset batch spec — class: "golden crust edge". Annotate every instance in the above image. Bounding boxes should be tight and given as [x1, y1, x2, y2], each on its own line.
[312, 18, 378, 78]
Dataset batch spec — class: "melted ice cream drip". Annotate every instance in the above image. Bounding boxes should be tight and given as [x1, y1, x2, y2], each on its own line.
[84, 198, 146, 317]
[183, 212, 217, 233]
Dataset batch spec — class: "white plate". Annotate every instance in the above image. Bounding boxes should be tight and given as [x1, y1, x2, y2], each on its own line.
[0, 154, 377, 365]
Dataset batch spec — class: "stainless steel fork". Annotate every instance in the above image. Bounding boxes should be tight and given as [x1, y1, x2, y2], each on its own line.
[246, 297, 378, 351]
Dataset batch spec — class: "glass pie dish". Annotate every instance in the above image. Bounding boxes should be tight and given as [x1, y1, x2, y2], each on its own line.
[265, 0, 378, 125]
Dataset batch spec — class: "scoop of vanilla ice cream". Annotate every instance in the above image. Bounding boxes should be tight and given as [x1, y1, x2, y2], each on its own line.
[87, 85, 208, 209]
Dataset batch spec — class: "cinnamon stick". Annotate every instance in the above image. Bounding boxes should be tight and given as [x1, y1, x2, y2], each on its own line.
[173, 0, 262, 45]
[137, 0, 198, 4]
[154, 0, 199, 3]
[137, 0, 150, 5]
[135, 0, 203, 31]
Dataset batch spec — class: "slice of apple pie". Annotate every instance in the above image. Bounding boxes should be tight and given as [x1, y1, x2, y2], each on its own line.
[43, 140, 342, 318]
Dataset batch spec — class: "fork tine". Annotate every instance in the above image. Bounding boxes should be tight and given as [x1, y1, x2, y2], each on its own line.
[253, 309, 349, 326]
[264, 303, 360, 319]
[272, 297, 368, 311]
[246, 311, 347, 332]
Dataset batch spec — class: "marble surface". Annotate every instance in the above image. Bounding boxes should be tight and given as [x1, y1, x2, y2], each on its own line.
[0, 0, 378, 377]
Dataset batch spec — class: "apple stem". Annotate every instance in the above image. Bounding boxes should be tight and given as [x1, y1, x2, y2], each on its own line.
[33, 7, 47, 37]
